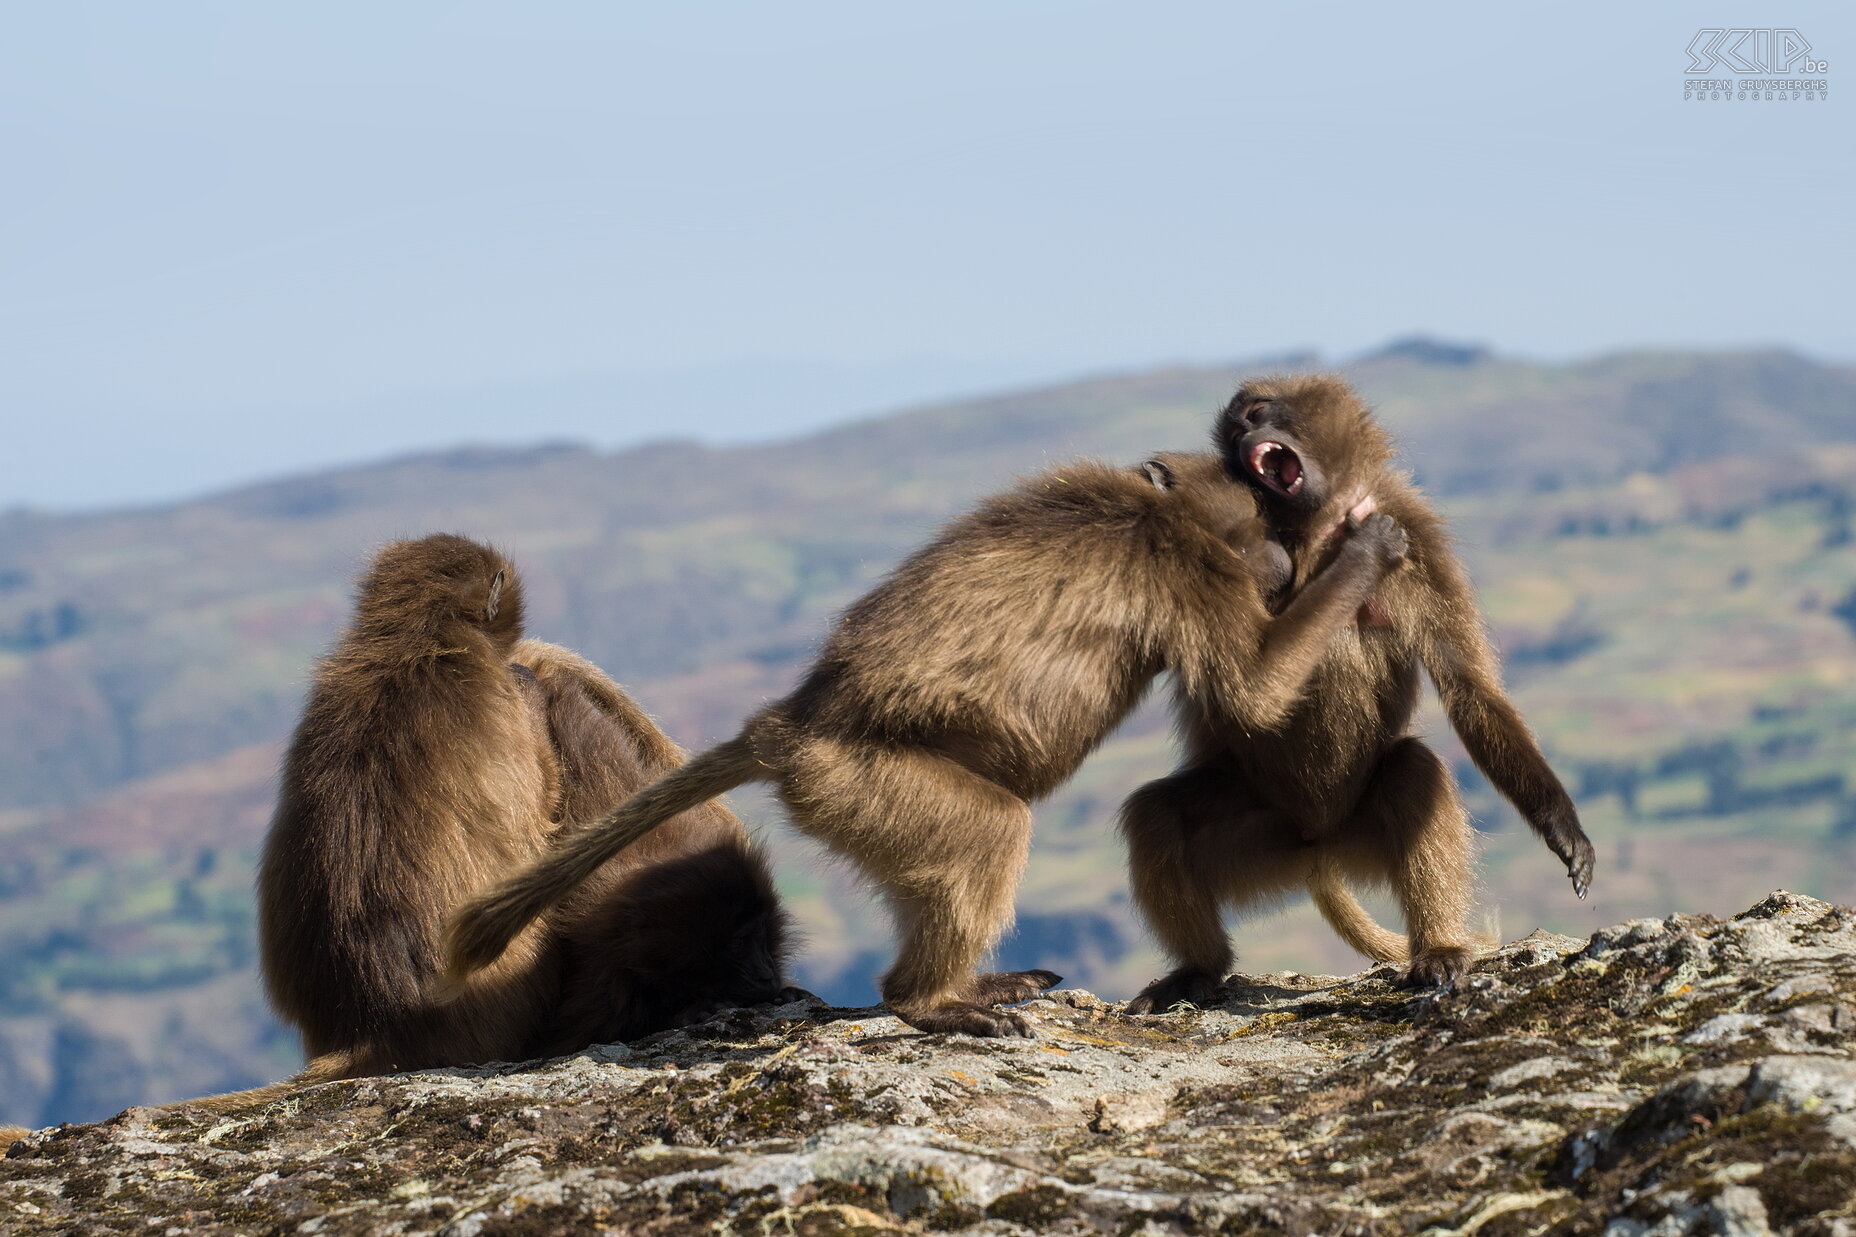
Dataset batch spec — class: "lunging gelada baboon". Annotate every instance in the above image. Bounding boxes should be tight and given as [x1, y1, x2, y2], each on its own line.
[1123, 375, 1595, 1014]
[249, 534, 787, 1100]
[447, 438, 1409, 1037]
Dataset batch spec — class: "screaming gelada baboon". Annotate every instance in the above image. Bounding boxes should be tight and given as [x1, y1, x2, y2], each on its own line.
[1123, 376, 1595, 1013]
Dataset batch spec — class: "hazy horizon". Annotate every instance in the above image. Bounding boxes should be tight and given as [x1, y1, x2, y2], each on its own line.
[10, 336, 1848, 520]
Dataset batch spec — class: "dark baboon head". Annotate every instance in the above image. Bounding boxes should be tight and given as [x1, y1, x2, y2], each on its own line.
[592, 844, 794, 1030]
[1215, 375, 1394, 528]
[355, 533, 526, 653]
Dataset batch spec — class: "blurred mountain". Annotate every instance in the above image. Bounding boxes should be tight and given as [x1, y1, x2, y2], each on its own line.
[1, 343, 1853, 1126]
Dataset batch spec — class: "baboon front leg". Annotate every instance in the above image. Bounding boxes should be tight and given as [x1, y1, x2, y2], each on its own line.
[1344, 737, 1478, 987]
[1120, 768, 1302, 1014]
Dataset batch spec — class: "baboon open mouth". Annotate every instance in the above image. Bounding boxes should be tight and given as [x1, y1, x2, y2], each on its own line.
[1247, 441, 1304, 497]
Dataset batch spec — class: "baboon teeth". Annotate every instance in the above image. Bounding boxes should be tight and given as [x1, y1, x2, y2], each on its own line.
[1247, 442, 1304, 497]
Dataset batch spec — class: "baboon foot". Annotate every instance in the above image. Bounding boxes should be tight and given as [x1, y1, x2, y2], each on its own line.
[1126, 968, 1221, 1015]
[681, 985, 812, 1023]
[1403, 945, 1474, 988]
[897, 1000, 1035, 1038]
[671, 998, 729, 1027]
[967, 970, 1062, 1007]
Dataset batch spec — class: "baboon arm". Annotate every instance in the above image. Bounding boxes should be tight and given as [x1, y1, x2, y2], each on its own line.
[1191, 523, 1401, 733]
[1415, 551, 1595, 897]
[512, 639, 686, 769]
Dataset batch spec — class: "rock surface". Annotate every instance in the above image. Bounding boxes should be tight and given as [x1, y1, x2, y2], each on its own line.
[5, 892, 1855, 1235]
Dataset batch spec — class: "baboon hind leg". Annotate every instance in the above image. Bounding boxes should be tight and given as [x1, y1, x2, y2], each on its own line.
[784, 741, 1043, 1037]
[1339, 737, 1479, 987]
[1120, 767, 1304, 1014]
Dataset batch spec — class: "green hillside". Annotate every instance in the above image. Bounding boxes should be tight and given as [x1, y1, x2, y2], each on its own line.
[1, 343, 1852, 1126]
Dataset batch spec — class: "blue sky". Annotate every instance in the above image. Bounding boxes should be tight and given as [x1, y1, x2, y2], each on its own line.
[2, 2, 1848, 510]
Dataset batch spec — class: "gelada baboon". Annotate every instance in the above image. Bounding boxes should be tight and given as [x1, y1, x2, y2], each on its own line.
[241, 534, 786, 1105]
[1123, 375, 1596, 1013]
[447, 449, 1409, 1037]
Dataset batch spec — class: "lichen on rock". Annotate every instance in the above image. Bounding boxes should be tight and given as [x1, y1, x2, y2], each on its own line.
[5, 892, 1855, 1234]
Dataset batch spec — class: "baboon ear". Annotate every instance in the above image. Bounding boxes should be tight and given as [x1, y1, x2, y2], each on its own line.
[484, 569, 506, 622]
[1141, 460, 1176, 492]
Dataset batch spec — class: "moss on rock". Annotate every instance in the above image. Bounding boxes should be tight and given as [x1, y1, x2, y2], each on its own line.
[2, 893, 1853, 1234]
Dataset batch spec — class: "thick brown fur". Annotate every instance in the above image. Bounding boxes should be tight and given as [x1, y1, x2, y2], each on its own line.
[1123, 376, 1596, 1014]
[189, 535, 788, 1116]
[259, 533, 559, 1078]
[447, 447, 1409, 1037]
[512, 639, 792, 1055]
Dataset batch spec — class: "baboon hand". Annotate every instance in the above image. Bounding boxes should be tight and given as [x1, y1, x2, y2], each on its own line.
[671, 999, 729, 1028]
[1346, 511, 1409, 572]
[1538, 803, 1596, 898]
[1560, 832, 1597, 899]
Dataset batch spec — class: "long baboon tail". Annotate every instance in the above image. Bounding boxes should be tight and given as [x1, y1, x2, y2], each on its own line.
[444, 732, 766, 982]
[1307, 856, 1409, 963]
[165, 1048, 368, 1116]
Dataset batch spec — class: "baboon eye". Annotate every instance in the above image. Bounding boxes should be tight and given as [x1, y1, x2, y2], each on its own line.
[1228, 396, 1272, 431]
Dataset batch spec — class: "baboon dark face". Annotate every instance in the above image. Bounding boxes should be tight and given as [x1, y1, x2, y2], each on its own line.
[709, 908, 790, 1007]
[660, 905, 789, 1009]
[650, 915, 790, 1029]
[1214, 377, 1395, 528]
[1219, 394, 1326, 513]
[590, 846, 794, 1032]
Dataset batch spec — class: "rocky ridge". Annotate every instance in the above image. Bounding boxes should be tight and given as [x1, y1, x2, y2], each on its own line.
[3, 892, 1854, 1235]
